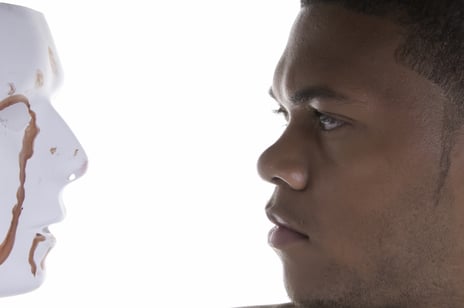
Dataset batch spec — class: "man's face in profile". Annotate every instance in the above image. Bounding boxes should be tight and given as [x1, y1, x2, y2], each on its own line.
[258, 3, 464, 308]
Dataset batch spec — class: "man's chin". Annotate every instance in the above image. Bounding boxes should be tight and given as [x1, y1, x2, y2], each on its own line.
[291, 299, 357, 308]
[283, 271, 362, 308]
[282, 265, 338, 303]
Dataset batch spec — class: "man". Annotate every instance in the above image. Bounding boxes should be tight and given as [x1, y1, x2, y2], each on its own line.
[249, 0, 464, 307]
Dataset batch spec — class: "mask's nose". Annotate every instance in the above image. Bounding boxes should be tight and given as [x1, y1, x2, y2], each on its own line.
[30, 97, 88, 186]
[68, 158, 88, 182]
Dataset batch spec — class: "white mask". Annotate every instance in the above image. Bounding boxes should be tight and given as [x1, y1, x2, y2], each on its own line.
[0, 3, 87, 296]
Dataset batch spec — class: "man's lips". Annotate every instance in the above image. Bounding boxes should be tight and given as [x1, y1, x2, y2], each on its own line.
[268, 224, 309, 249]
[267, 213, 310, 249]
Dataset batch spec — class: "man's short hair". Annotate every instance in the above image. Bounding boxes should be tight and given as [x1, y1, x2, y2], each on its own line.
[302, 0, 464, 122]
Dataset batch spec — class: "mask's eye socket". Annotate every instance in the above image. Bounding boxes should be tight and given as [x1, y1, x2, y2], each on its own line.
[0, 104, 30, 132]
[314, 110, 345, 131]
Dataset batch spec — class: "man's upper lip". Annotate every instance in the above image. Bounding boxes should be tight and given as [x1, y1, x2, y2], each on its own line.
[266, 210, 308, 238]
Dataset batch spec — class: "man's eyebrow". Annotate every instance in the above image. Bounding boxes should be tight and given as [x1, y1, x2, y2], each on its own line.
[300, 0, 311, 8]
[290, 86, 348, 104]
[269, 86, 353, 105]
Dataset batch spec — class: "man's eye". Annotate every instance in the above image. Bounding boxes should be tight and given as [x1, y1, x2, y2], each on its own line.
[314, 110, 345, 131]
[273, 106, 345, 131]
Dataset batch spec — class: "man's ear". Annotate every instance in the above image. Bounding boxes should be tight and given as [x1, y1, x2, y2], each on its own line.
[451, 127, 464, 164]
[445, 126, 464, 245]
[448, 126, 464, 203]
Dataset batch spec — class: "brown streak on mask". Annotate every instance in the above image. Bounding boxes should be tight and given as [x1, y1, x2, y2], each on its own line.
[48, 47, 57, 76]
[8, 83, 15, 96]
[35, 70, 44, 88]
[28, 234, 45, 276]
[0, 94, 39, 266]
[40, 246, 51, 271]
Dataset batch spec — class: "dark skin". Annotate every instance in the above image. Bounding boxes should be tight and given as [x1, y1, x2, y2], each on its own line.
[256, 4, 464, 308]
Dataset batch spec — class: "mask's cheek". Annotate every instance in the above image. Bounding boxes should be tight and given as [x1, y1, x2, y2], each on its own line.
[0, 124, 29, 261]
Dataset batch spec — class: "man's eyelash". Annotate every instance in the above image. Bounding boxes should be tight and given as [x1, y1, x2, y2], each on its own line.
[273, 106, 287, 115]
[273, 106, 345, 131]
[313, 110, 346, 131]
[273, 106, 289, 121]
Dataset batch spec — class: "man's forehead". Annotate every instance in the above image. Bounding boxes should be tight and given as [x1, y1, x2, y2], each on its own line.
[272, 3, 447, 114]
[283, 5, 404, 82]
[292, 4, 403, 47]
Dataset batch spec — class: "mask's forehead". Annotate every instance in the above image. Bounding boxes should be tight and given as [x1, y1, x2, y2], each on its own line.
[0, 4, 62, 97]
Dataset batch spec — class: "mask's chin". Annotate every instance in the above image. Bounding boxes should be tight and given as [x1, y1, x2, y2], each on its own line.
[0, 230, 49, 297]
[0, 274, 44, 297]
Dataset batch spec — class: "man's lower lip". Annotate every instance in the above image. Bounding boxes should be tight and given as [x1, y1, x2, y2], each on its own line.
[268, 225, 309, 249]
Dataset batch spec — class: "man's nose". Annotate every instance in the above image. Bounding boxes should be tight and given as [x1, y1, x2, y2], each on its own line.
[257, 126, 310, 190]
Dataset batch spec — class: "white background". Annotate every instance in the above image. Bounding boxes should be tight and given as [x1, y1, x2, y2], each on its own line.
[2, 1, 299, 307]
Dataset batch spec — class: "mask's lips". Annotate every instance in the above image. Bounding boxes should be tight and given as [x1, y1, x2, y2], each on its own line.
[39, 227, 55, 240]
[29, 228, 56, 276]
